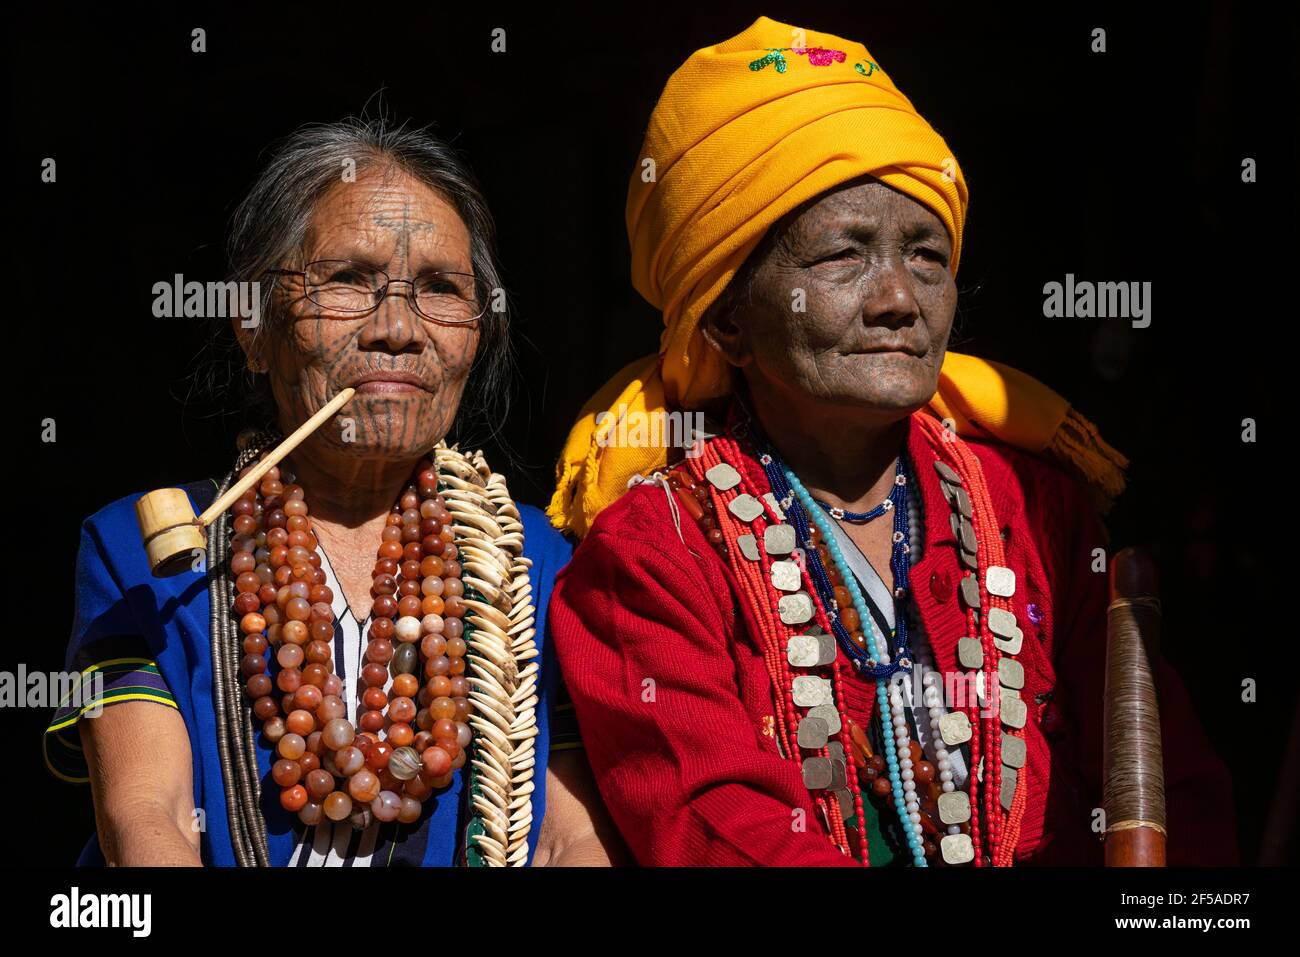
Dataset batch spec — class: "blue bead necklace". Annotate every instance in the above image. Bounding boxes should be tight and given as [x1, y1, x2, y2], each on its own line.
[813, 464, 916, 675]
[756, 446, 916, 680]
[813, 499, 889, 524]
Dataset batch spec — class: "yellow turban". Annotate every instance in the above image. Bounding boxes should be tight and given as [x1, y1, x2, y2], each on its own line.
[548, 16, 1127, 538]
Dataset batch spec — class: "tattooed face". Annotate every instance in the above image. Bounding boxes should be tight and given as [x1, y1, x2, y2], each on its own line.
[251, 165, 480, 459]
[704, 177, 956, 419]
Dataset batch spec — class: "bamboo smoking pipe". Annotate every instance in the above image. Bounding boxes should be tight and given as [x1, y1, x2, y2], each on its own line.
[134, 387, 356, 577]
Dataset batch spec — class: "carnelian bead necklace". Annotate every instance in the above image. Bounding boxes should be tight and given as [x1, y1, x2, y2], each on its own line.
[232, 459, 475, 830]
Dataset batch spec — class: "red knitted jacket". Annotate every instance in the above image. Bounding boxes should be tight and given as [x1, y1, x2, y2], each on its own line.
[549, 414, 1238, 866]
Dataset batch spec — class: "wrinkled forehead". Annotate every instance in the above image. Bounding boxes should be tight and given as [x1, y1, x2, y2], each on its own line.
[303, 165, 473, 271]
[777, 176, 952, 247]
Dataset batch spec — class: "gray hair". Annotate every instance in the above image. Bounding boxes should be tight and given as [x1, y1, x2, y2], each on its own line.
[209, 115, 513, 448]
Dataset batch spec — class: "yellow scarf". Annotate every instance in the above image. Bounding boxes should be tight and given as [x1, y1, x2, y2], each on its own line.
[548, 16, 1126, 538]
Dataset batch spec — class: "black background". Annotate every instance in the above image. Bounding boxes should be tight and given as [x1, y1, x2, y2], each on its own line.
[8, 0, 1294, 866]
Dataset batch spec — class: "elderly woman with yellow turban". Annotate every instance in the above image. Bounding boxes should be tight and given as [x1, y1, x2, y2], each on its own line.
[546, 17, 1236, 866]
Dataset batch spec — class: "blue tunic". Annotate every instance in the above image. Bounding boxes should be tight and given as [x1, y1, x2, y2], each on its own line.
[54, 479, 572, 866]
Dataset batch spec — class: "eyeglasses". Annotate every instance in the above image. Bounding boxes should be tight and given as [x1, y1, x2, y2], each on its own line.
[265, 259, 489, 324]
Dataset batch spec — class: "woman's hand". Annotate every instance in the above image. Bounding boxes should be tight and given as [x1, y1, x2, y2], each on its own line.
[533, 750, 629, 866]
[79, 701, 203, 866]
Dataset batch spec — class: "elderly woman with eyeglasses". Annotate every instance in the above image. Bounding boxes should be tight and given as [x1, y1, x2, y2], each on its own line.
[45, 118, 623, 867]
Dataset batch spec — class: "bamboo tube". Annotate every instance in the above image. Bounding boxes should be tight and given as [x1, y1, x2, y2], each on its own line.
[1103, 547, 1167, 866]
